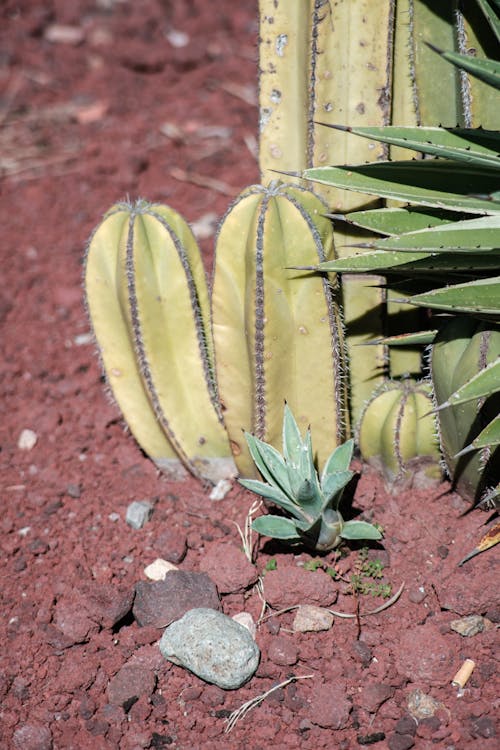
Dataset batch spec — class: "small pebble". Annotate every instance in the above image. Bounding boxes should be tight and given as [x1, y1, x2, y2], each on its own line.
[18, 429, 37, 451]
[292, 604, 334, 632]
[66, 483, 81, 499]
[449, 614, 485, 637]
[126, 500, 154, 529]
[232, 612, 256, 639]
[407, 689, 442, 720]
[144, 558, 178, 581]
[209, 479, 232, 501]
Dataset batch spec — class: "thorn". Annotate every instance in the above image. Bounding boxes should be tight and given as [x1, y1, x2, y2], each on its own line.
[425, 42, 444, 56]
[454, 443, 477, 458]
[313, 121, 351, 133]
[269, 168, 303, 179]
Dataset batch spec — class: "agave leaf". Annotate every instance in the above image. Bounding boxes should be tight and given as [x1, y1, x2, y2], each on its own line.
[244, 432, 293, 497]
[317, 250, 500, 274]
[400, 277, 500, 315]
[252, 514, 302, 542]
[238, 478, 305, 521]
[340, 520, 382, 541]
[476, 0, 500, 42]
[458, 519, 500, 566]
[303, 161, 500, 215]
[282, 402, 304, 468]
[364, 331, 438, 347]
[456, 414, 500, 455]
[321, 470, 355, 507]
[321, 125, 500, 168]
[370, 215, 500, 253]
[438, 358, 500, 409]
[330, 207, 460, 236]
[427, 43, 500, 90]
[321, 438, 355, 479]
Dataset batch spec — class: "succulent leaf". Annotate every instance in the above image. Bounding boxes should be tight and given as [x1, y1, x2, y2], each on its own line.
[438, 357, 500, 408]
[427, 44, 500, 90]
[402, 277, 500, 316]
[241, 405, 380, 551]
[340, 521, 382, 541]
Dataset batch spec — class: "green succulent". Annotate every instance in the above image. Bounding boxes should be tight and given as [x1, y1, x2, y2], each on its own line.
[239, 404, 382, 551]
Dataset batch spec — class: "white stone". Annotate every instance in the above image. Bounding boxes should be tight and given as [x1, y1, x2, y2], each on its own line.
[144, 558, 178, 581]
[292, 604, 334, 632]
[18, 429, 37, 451]
[232, 611, 257, 639]
[209, 478, 232, 501]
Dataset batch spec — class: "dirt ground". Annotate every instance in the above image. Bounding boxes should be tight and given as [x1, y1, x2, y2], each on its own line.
[1, 1, 498, 749]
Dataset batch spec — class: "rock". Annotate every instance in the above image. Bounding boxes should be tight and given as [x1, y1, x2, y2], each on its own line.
[53, 597, 98, 644]
[292, 605, 334, 632]
[18, 429, 37, 450]
[83, 583, 134, 628]
[198, 542, 258, 593]
[267, 635, 299, 666]
[153, 528, 187, 564]
[470, 716, 496, 739]
[144, 558, 178, 581]
[232, 612, 256, 639]
[12, 723, 52, 750]
[395, 622, 455, 682]
[406, 689, 443, 720]
[307, 682, 351, 729]
[159, 608, 260, 689]
[449, 614, 485, 637]
[209, 479, 232, 500]
[357, 732, 386, 745]
[133, 571, 220, 628]
[44, 24, 85, 45]
[394, 715, 417, 736]
[263, 564, 337, 609]
[126, 500, 154, 529]
[353, 640, 373, 667]
[387, 734, 415, 750]
[360, 683, 394, 713]
[107, 663, 156, 707]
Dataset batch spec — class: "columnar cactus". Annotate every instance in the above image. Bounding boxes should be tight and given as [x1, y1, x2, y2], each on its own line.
[85, 200, 235, 482]
[357, 379, 441, 489]
[211, 182, 347, 477]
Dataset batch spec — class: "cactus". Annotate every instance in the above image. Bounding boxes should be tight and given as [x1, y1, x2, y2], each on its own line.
[85, 200, 235, 482]
[211, 182, 347, 478]
[240, 404, 381, 551]
[358, 379, 441, 489]
[431, 317, 500, 504]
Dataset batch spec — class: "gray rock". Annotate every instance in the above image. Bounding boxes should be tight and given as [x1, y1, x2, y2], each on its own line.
[133, 571, 220, 628]
[450, 614, 485, 637]
[126, 500, 154, 529]
[159, 608, 260, 689]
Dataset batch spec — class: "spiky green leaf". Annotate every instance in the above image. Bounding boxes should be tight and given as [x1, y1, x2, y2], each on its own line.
[438, 357, 500, 408]
[244, 432, 293, 497]
[303, 162, 500, 215]
[282, 402, 304, 468]
[427, 44, 500, 90]
[317, 250, 500, 274]
[321, 470, 354, 507]
[238, 478, 305, 520]
[364, 331, 438, 347]
[476, 0, 500, 42]
[321, 125, 500, 168]
[370, 215, 500, 253]
[251, 514, 302, 541]
[400, 277, 500, 315]
[339, 520, 383, 541]
[330, 207, 460, 236]
[456, 415, 500, 455]
[321, 439, 355, 479]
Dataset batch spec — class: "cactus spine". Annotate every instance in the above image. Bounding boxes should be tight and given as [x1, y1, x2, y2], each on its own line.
[211, 183, 347, 478]
[431, 317, 500, 504]
[358, 378, 441, 488]
[85, 200, 235, 482]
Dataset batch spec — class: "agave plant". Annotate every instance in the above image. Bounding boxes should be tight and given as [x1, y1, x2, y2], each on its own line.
[239, 404, 382, 551]
[297, 2, 500, 505]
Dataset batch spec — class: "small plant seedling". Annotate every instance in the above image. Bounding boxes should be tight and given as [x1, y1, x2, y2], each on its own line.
[350, 547, 392, 599]
[239, 404, 382, 552]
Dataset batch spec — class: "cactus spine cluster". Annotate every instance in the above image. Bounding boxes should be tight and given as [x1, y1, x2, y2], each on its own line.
[212, 183, 347, 477]
[431, 317, 500, 504]
[85, 200, 235, 482]
[358, 379, 441, 488]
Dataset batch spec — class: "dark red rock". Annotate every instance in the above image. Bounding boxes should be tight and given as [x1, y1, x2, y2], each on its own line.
[82, 583, 134, 629]
[263, 564, 338, 609]
[153, 527, 188, 564]
[198, 541, 258, 593]
[132, 571, 220, 628]
[267, 635, 299, 666]
[12, 724, 52, 750]
[360, 683, 395, 713]
[107, 663, 156, 707]
[387, 734, 415, 750]
[307, 683, 351, 729]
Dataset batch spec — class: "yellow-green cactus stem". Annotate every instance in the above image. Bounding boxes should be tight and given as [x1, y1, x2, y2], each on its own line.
[212, 182, 347, 478]
[85, 200, 235, 482]
[358, 378, 441, 489]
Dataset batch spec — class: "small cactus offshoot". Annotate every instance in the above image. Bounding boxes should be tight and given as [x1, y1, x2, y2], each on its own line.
[239, 404, 382, 552]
